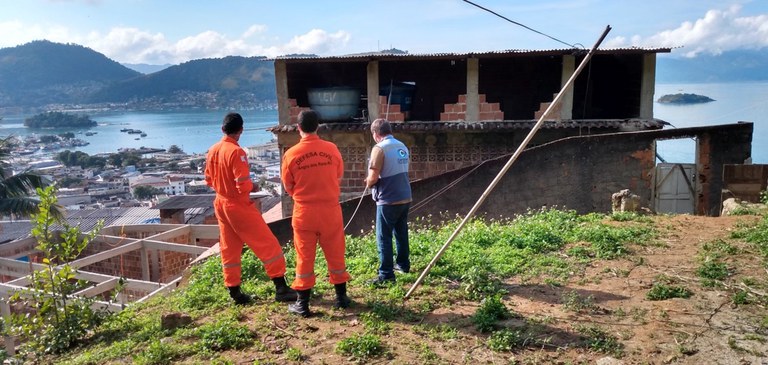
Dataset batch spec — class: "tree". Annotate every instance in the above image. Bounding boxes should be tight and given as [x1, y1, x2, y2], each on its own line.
[0, 137, 53, 218]
[133, 185, 163, 200]
[167, 144, 183, 154]
[5, 185, 105, 357]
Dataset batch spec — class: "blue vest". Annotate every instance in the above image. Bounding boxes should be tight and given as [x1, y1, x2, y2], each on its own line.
[371, 135, 412, 205]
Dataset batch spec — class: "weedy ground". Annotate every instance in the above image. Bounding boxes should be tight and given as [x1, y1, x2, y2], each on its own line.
[30, 207, 768, 364]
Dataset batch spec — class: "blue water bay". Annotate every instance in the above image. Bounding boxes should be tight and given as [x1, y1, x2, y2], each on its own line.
[0, 82, 765, 163]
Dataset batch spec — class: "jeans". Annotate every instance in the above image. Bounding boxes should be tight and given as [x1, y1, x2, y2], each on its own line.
[376, 203, 410, 279]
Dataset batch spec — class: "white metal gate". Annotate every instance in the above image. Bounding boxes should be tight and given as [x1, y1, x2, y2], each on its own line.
[654, 163, 696, 214]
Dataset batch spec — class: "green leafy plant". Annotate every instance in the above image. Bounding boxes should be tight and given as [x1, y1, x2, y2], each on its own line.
[197, 319, 253, 351]
[460, 263, 504, 300]
[472, 295, 511, 333]
[4, 185, 105, 357]
[697, 259, 729, 286]
[760, 189, 768, 204]
[285, 347, 304, 362]
[561, 290, 598, 313]
[646, 283, 692, 301]
[336, 333, 384, 360]
[133, 340, 180, 365]
[576, 324, 623, 356]
[487, 328, 527, 352]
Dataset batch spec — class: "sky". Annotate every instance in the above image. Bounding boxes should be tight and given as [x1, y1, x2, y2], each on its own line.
[1, 0, 768, 65]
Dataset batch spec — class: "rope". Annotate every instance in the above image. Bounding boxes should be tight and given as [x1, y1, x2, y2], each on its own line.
[344, 188, 368, 231]
[410, 159, 489, 214]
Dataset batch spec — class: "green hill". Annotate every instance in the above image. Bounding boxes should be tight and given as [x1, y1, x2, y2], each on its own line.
[89, 56, 276, 107]
[0, 40, 141, 107]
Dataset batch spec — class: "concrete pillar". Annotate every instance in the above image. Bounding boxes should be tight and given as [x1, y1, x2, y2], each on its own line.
[466, 57, 480, 121]
[560, 55, 575, 120]
[640, 53, 656, 119]
[367, 61, 380, 122]
[275, 60, 290, 126]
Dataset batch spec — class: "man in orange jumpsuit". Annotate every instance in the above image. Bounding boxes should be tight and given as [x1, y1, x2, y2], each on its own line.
[282, 110, 352, 317]
[205, 112, 297, 305]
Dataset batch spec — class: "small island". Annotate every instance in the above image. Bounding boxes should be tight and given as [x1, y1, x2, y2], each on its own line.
[657, 93, 715, 105]
[24, 111, 98, 128]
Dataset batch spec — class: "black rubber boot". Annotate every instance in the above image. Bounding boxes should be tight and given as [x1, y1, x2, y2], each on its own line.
[227, 285, 252, 305]
[272, 276, 298, 302]
[334, 282, 351, 309]
[288, 289, 312, 318]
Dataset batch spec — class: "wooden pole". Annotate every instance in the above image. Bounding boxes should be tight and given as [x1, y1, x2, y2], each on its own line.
[404, 25, 612, 299]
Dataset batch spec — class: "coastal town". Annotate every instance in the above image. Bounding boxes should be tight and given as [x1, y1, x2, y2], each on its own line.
[2, 131, 282, 240]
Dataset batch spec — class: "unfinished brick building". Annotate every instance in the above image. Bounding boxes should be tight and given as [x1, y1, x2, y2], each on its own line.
[270, 48, 675, 213]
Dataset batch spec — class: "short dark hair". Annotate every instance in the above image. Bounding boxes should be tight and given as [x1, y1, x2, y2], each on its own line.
[298, 110, 319, 133]
[222, 112, 244, 135]
[371, 118, 392, 135]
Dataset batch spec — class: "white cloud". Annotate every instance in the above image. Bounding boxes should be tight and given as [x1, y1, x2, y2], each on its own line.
[606, 5, 768, 57]
[281, 29, 351, 55]
[0, 21, 351, 64]
[242, 25, 268, 39]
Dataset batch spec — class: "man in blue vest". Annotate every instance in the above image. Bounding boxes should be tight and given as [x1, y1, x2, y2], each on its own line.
[365, 118, 412, 285]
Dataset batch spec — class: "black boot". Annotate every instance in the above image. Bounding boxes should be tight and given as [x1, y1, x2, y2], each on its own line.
[272, 276, 298, 302]
[227, 285, 252, 305]
[288, 289, 312, 318]
[334, 282, 351, 309]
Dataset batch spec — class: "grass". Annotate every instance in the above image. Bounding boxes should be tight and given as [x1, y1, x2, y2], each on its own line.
[31, 209, 768, 364]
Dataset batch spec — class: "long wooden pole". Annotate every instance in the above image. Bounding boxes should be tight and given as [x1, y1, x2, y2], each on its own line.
[405, 25, 612, 299]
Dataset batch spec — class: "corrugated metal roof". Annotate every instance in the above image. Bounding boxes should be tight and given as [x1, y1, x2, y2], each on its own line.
[155, 195, 215, 210]
[268, 119, 667, 134]
[0, 207, 162, 243]
[274, 47, 673, 62]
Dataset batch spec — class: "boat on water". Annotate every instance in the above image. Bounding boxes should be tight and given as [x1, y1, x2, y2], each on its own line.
[120, 128, 130, 132]
[85, 132, 95, 136]
[140, 133, 147, 137]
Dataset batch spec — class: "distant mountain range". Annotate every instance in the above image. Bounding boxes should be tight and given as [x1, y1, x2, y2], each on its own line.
[1, 40, 767, 110]
[0, 40, 277, 110]
[656, 49, 768, 83]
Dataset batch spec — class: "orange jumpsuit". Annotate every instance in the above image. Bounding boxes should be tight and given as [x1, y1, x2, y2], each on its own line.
[281, 134, 352, 290]
[205, 135, 286, 287]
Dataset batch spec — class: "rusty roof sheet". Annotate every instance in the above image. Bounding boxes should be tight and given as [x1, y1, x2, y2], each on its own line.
[274, 47, 673, 62]
[268, 119, 667, 134]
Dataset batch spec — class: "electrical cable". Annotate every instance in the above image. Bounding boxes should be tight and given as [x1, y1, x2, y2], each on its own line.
[462, 0, 578, 49]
